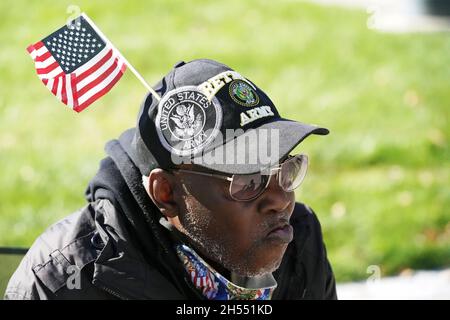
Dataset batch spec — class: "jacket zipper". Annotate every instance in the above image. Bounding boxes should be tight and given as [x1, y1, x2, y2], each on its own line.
[92, 279, 130, 300]
[295, 225, 311, 300]
[273, 223, 311, 299]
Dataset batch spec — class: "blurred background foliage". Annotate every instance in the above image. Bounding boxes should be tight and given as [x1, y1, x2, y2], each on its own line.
[0, 0, 448, 283]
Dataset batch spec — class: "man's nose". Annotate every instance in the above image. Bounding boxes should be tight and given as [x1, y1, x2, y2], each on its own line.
[257, 173, 292, 214]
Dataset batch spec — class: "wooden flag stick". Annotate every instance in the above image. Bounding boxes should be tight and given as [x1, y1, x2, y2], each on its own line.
[81, 13, 161, 101]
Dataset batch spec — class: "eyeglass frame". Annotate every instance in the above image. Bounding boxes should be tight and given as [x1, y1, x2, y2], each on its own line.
[171, 153, 308, 202]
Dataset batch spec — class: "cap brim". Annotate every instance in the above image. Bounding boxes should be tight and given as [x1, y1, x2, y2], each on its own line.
[192, 119, 329, 174]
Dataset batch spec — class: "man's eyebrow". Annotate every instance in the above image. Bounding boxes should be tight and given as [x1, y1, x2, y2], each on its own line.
[174, 154, 292, 176]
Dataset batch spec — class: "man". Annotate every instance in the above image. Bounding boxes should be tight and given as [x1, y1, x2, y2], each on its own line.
[5, 59, 336, 300]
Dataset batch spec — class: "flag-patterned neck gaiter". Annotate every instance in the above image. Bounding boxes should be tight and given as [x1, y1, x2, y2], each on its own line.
[175, 244, 277, 300]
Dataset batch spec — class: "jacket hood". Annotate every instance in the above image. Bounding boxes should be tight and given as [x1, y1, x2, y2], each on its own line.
[85, 128, 166, 254]
[84, 128, 201, 299]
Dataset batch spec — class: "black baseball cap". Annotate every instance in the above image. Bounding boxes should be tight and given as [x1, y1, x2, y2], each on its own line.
[129, 59, 329, 176]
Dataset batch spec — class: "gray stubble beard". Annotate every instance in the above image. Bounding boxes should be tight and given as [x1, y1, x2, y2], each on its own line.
[179, 195, 281, 278]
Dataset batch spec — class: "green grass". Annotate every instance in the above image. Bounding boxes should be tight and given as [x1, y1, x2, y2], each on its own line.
[0, 0, 449, 283]
[0, 254, 25, 297]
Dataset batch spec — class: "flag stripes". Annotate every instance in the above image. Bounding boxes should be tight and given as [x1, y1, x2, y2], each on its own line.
[27, 16, 127, 112]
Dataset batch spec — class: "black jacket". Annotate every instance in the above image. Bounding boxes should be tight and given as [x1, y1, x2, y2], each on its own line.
[4, 129, 337, 300]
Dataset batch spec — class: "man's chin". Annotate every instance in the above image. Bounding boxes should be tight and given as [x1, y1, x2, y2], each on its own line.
[261, 244, 289, 270]
[232, 247, 287, 277]
[233, 260, 283, 278]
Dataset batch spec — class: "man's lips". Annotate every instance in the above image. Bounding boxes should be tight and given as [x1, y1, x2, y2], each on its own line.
[265, 221, 294, 243]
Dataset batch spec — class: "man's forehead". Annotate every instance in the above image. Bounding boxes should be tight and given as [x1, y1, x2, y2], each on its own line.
[175, 163, 224, 175]
[173, 153, 290, 175]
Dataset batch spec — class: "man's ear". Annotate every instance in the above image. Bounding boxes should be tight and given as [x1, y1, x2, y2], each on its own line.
[146, 168, 180, 218]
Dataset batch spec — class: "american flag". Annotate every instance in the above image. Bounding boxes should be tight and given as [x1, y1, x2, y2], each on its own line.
[188, 266, 219, 299]
[27, 14, 126, 112]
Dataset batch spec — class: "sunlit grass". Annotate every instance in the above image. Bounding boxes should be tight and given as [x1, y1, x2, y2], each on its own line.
[0, 0, 448, 282]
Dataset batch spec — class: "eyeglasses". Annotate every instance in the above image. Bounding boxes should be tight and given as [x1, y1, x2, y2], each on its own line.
[173, 154, 309, 201]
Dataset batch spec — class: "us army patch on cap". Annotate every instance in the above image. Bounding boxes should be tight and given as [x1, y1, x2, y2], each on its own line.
[156, 86, 223, 156]
[229, 80, 259, 107]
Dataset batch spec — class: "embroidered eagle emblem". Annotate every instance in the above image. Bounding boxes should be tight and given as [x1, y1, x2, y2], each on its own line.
[170, 104, 203, 139]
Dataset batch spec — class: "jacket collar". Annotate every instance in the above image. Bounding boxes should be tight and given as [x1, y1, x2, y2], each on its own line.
[90, 199, 187, 299]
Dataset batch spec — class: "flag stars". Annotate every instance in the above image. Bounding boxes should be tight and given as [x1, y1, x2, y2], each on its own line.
[42, 23, 108, 74]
